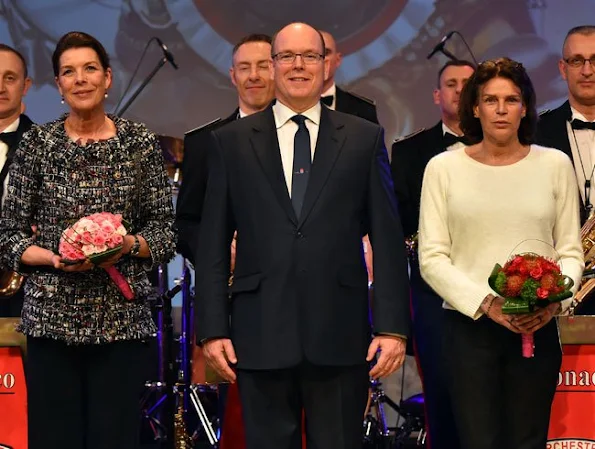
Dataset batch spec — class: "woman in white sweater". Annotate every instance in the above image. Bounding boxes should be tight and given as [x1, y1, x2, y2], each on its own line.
[418, 57, 583, 449]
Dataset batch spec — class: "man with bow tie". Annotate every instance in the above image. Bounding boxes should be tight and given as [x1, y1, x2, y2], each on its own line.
[319, 30, 379, 124]
[0, 44, 33, 318]
[390, 59, 475, 449]
[536, 25, 595, 315]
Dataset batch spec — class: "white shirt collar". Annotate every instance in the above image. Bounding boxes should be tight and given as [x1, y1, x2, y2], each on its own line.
[1, 116, 20, 134]
[442, 122, 461, 137]
[321, 83, 336, 99]
[238, 108, 249, 118]
[272, 100, 322, 129]
[570, 106, 594, 123]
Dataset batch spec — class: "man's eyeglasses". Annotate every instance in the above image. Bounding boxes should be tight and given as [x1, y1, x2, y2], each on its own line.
[272, 52, 324, 65]
[564, 56, 595, 68]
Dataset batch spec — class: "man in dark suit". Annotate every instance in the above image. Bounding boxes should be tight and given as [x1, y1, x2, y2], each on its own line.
[175, 34, 275, 263]
[196, 22, 410, 449]
[536, 25, 595, 314]
[318, 30, 379, 124]
[0, 44, 33, 318]
[391, 59, 475, 449]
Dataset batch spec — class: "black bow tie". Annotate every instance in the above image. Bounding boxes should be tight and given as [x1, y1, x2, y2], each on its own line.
[571, 119, 595, 130]
[443, 133, 469, 147]
[0, 131, 17, 148]
[321, 95, 333, 106]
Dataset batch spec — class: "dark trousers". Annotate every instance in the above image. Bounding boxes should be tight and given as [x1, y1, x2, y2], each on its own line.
[411, 286, 460, 449]
[26, 336, 151, 449]
[443, 310, 561, 449]
[237, 362, 369, 449]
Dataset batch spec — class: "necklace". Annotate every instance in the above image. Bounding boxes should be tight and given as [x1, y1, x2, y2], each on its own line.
[67, 116, 109, 145]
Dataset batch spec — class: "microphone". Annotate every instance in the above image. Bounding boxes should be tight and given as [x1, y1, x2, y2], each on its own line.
[155, 37, 179, 70]
[426, 31, 456, 60]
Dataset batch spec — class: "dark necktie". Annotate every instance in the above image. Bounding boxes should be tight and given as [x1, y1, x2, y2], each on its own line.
[443, 133, 470, 148]
[571, 119, 595, 131]
[291, 115, 311, 217]
[0, 131, 17, 149]
[321, 95, 333, 107]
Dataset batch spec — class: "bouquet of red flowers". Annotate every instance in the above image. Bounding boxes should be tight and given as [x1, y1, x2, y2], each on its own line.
[488, 253, 574, 358]
[59, 212, 134, 300]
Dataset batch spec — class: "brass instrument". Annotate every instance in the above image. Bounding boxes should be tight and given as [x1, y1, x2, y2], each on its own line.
[405, 231, 418, 261]
[173, 384, 194, 449]
[575, 215, 595, 306]
[0, 269, 24, 297]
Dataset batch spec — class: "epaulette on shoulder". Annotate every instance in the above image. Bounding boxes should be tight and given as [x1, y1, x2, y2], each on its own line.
[347, 90, 376, 105]
[393, 128, 425, 144]
[184, 117, 222, 136]
[538, 108, 551, 117]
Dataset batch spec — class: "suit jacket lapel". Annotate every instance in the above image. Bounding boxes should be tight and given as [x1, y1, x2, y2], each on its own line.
[555, 101, 573, 162]
[250, 107, 298, 224]
[298, 107, 345, 227]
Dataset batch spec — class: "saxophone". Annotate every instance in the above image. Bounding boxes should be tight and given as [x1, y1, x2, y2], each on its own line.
[575, 215, 595, 306]
[173, 385, 194, 449]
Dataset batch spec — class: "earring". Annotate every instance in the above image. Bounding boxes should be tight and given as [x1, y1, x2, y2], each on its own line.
[61, 97, 65, 104]
[104, 93, 108, 99]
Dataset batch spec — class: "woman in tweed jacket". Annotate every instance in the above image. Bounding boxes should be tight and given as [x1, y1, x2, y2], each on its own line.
[0, 31, 176, 449]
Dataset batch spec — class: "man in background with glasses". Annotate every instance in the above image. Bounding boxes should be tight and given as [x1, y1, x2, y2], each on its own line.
[537, 25, 595, 314]
[195, 22, 410, 449]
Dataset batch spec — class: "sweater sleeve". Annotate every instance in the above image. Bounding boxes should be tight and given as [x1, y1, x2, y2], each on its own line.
[552, 153, 584, 313]
[418, 156, 493, 319]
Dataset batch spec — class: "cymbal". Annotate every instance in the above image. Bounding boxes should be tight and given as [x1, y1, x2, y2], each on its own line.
[158, 135, 183, 181]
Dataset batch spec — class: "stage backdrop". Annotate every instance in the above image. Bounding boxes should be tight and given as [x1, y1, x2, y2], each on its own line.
[0, 0, 592, 143]
[1, 0, 594, 434]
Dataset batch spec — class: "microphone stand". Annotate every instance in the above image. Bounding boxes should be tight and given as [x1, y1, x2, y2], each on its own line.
[115, 56, 168, 117]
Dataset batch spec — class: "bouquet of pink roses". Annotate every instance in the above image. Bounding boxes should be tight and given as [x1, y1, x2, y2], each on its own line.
[59, 212, 134, 300]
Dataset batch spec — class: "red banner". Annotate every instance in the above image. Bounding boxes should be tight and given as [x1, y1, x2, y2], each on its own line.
[548, 344, 595, 447]
[0, 347, 27, 449]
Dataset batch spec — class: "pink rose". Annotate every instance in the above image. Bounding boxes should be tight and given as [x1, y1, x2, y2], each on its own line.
[100, 220, 116, 235]
[536, 287, 549, 299]
[92, 233, 107, 246]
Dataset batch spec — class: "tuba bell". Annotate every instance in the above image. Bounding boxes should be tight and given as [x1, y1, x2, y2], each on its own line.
[0, 269, 24, 297]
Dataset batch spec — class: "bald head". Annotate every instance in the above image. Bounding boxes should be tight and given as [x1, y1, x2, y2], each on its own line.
[320, 30, 342, 91]
[271, 22, 329, 113]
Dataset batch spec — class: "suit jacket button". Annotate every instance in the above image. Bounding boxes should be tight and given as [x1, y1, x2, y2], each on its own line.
[296, 231, 304, 239]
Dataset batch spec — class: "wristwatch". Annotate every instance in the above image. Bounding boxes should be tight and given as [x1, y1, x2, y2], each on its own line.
[129, 235, 140, 256]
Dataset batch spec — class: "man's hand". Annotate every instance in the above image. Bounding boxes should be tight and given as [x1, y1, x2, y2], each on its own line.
[367, 335, 406, 379]
[202, 338, 238, 383]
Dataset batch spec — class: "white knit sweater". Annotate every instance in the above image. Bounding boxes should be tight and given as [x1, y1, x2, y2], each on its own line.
[418, 145, 584, 319]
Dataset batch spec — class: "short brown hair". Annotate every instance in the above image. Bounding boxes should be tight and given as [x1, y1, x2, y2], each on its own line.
[232, 34, 272, 57]
[563, 25, 595, 53]
[52, 31, 110, 77]
[459, 57, 537, 145]
[0, 43, 28, 78]
[436, 60, 476, 88]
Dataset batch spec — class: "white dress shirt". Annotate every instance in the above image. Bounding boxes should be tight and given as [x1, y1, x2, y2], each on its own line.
[0, 117, 20, 207]
[442, 122, 467, 152]
[272, 101, 321, 196]
[567, 107, 595, 211]
[321, 83, 337, 110]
